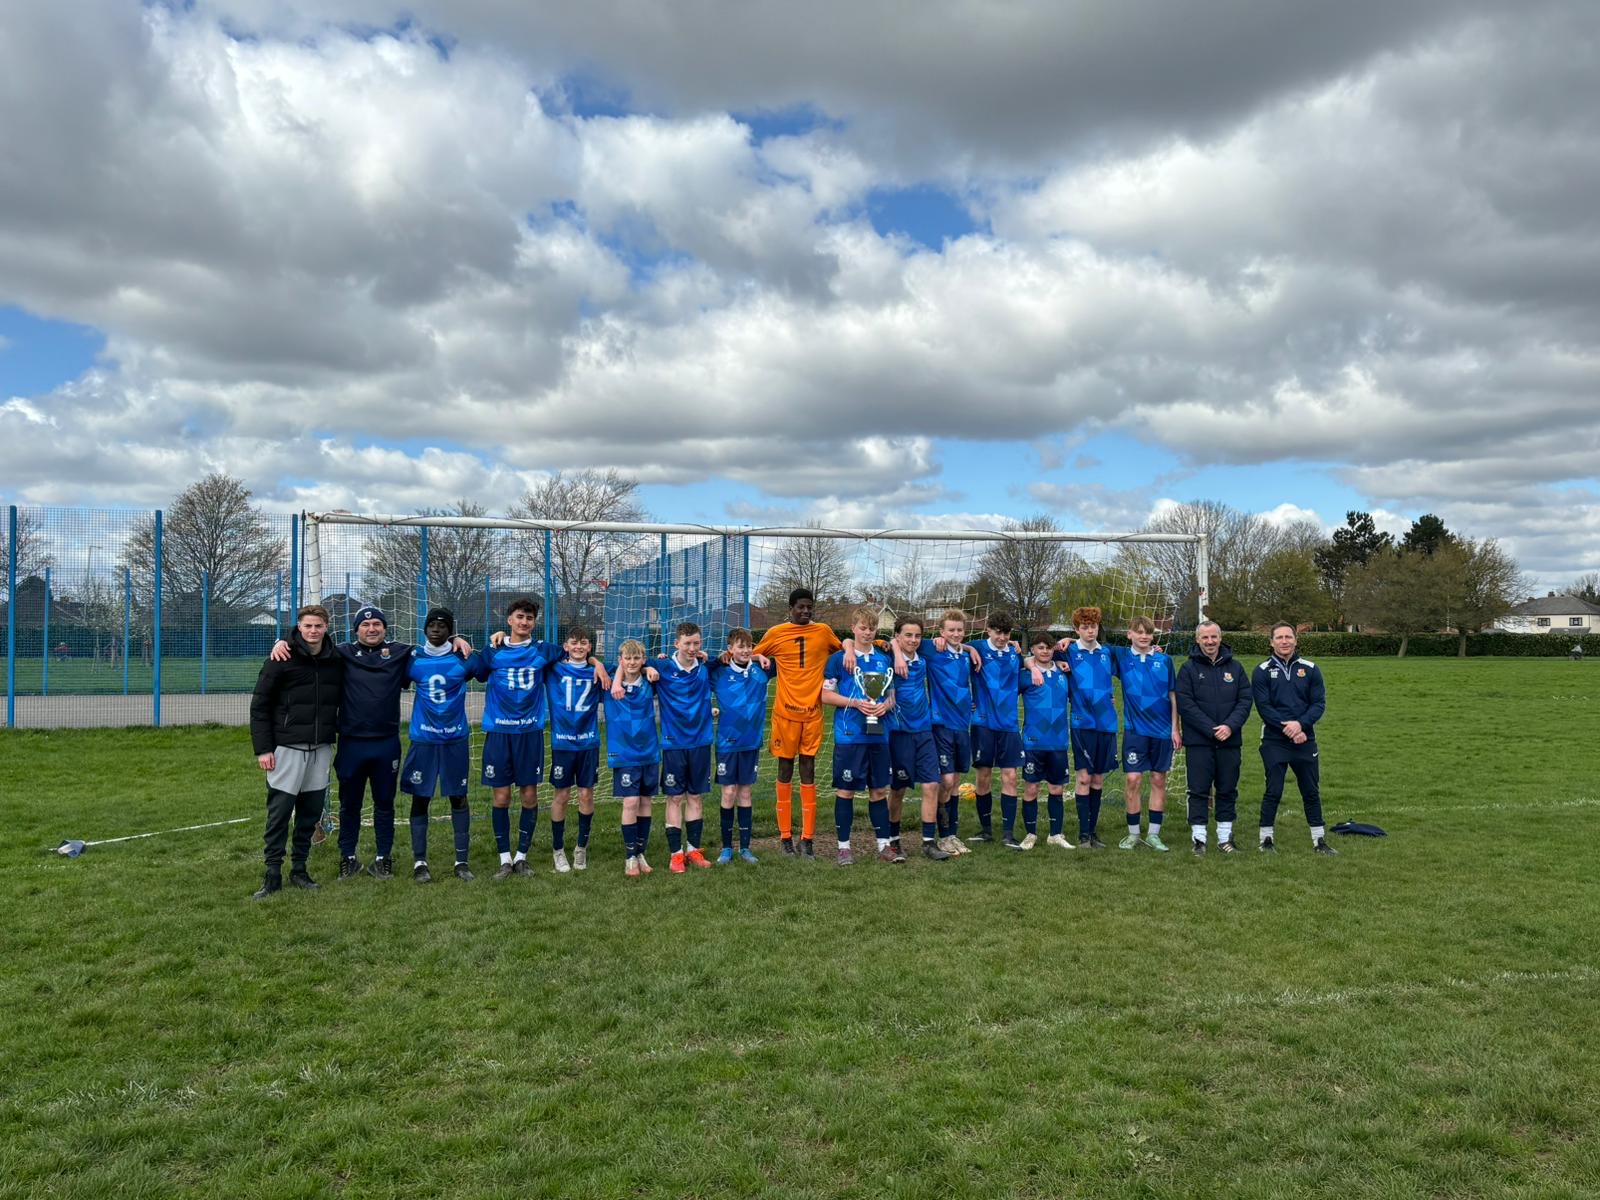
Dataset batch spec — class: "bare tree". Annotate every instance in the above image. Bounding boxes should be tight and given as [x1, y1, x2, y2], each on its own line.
[976, 515, 1070, 635]
[123, 474, 283, 619]
[0, 507, 55, 579]
[757, 524, 855, 607]
[1568, 571, 1600, 604]
[364, 500, 506, 622]
[507, 470, 651, 620]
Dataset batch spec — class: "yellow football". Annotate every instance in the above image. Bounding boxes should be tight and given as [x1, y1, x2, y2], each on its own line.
[957, 782, 977, 803]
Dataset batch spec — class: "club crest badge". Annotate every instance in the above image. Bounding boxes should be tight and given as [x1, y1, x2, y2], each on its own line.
[381, 648, 391, 658]
[1223, 672, 1233, 682]
[1296, 668, 1306, 677]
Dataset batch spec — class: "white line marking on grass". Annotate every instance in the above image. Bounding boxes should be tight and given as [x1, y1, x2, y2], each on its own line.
[81, 817, 254, 845]
[1375, 796, 1600, 815]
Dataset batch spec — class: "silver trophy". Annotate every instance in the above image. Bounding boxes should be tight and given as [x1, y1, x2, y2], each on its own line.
[853, 667, 892, 730]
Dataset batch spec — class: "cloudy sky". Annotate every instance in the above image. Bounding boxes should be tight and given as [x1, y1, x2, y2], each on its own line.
[1, 1, 1596, 584]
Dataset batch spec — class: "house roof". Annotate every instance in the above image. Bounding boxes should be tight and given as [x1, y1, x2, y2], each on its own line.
[1510, 594, 1600, 617]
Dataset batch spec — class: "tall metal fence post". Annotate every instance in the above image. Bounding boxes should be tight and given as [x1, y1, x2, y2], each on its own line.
[416, 527, 429, 641]
[42, 565, 52, 697]
[483, 576, 491, 646]
[152, 510, 163, 727]
[289, 513, 300, 615]
[719, 537, 728, 648]
[6, 505, 16, 728]
[543, 529, 553, 643]
[742, 535, 751, 629]
[122, 567, 131, 696]
[345, 573, 352, 645]
[275, 571, 283, 641]
[200, 569, 209, 695]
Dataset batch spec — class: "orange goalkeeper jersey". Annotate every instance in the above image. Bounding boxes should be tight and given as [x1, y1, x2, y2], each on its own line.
[753, 621, 843, 718]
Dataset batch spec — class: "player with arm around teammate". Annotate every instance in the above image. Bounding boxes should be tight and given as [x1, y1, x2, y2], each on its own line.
[709, 628, 775, 864]
[753, 589, 843, 858]
[400, 608, 487, 883]
[1019, 631, 1075, 851]
[970, 613, 1026, 847]
[1175, 619, 1252, 854]
[1063, 606, 1118, 848]
[606, 640, 661, 877]
[1253, 622, 1336, 855]
[820, 607, 896, 866]
[655, 622, 716, 873]
[1113, 616, 1181, 852]
[885, 616, 951, 862]
[541, 626, 611, 876]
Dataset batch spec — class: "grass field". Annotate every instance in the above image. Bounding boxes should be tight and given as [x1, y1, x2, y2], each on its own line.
[3, 658, 1598, 1198]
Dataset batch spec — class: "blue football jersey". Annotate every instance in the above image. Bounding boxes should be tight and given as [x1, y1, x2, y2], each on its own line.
[710, 659, 774, 753]
[603, 672, 660, 767]
[921, 638, 976, 730]
[480, 639, 563, 732]
[406, 648, 484, 743]
[546, 658, 601, 750]
[653, 655, 714, 749]
[1018, 662, 1072, 750]
[823, 647, 895, 745]
[884, 651, 933, 734]
[1066, 641, 1119, 732]
[971, 638, 1022, 732]
[1115, 647, 1177, 739]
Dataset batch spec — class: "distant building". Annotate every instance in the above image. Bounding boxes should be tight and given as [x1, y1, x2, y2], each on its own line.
[1500, 593, 1600, 634]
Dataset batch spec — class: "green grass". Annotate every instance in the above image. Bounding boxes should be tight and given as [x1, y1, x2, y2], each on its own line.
[5, 655, 264, 695]
[2, 658, 1598, 1198]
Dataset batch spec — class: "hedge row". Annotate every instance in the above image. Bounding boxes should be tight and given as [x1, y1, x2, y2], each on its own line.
[793, 627, 1600, 658]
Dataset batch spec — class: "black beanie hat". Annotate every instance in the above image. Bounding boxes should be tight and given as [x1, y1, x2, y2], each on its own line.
[423, 607, 455, 637]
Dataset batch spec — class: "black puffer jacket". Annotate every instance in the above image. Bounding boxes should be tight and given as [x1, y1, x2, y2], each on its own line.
[250, 629, 345, 754]
[1175, 641, 1253, 747]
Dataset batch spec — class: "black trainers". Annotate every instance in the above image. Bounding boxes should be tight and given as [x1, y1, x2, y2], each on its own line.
[1192, 840, 1206, 856]
[1259, 837, 1276, 853]
[969, 828, 995, 843]
[251, 874, 282, 900]
[922, 840, 951, 861]
[1218, 840, 1238, 854]
[1086, 835, 1107, 849]
[414, 862, 433, 883]
[512, 858, 531, 875]
[1314, 838, 1339, 856]
[1003, 836, 1023, 851]
[800, 838, 816, 859]
[493, 861, 515, 881]
[338, 856, 363, 880]
[368, 856, 393, 879]
[454, 862, 475, 882]
[780, 837, 797, 856]
[288, 869, 318, 890]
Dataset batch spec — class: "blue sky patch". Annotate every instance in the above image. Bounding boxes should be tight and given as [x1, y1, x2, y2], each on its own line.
[0, 306, 104, 398]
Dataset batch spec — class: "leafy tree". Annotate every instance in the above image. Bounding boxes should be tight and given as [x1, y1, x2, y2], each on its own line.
[1254, 547, 1335, 630]
[1315, 511, 1392, 623]
[1343, 549, 1447, 656]
[1436, 538, 1525, 656]
[1402, 512, 1455, 557]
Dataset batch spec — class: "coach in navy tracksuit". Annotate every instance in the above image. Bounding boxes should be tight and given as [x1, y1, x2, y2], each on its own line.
[1176, 620, 1252, 854]
[1252, 622, 1336, 855]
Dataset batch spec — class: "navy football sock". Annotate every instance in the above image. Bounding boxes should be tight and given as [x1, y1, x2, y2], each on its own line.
[550, 817, 566, 852]
[577, 810, 593, 847]
[491, 806, 511, 853]
[686, 817, 704, 850]
[517, 805, 538, 853]
[737, 806, 753, 849]
[621, 819, 637, 855]
[666, 825, 683, 854]
[1001, 793, 1018, 837]
[1022, 796, 1037, 834]
[1075, 792, 1091, 839]
[1150, 810, 1164, 829]
[976, 791, 993, 831]
[1088, 787, 1103, 832]
[922, 820, 938, 842]
[720, 807, 736, 849]
[835, 794, 854, 843]
[867, 798, 890, 841]
[637, 815, 652, 854]
[946, 794, 960, 835]
[1047, 794, 1065, 836]
[448, 798, 470, 864]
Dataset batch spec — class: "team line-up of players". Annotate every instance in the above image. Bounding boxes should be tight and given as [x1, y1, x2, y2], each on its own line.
[296, 585, 1332, 885]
